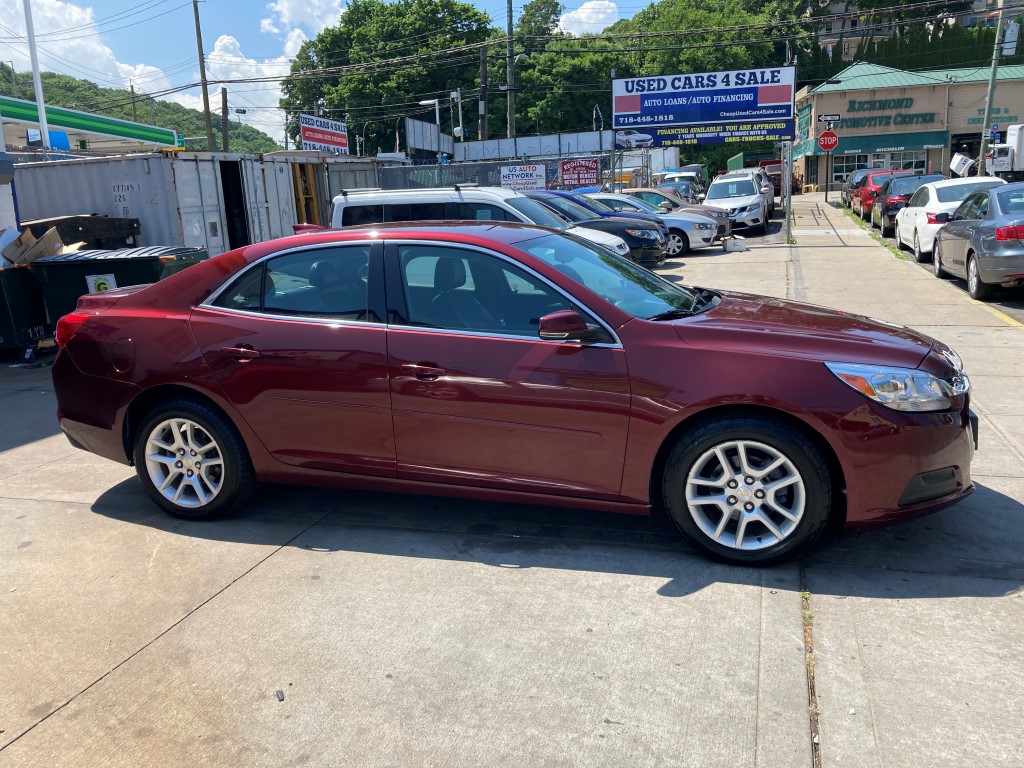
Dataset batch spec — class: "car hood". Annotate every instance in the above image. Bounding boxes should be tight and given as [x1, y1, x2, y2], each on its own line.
[569, 226, 626, 249]
[662, 211, 717, 227]
[672, 290, 935, 368]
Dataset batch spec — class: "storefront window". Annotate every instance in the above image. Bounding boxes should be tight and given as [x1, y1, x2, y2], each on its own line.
[832, 154, 868, 183]
[890, 151, 926, 173]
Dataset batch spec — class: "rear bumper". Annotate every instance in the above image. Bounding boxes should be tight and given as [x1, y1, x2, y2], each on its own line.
[979, 250, 1024, 285]
[629, 242, 667, 265]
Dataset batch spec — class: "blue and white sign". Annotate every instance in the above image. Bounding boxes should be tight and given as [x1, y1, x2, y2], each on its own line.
[612, 66, 796, 130]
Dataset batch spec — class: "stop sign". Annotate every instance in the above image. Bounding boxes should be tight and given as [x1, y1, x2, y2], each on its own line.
[818, 130, 839, 152]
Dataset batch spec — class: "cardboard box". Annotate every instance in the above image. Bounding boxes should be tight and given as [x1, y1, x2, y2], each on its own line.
[1, 226, 65, 265]
[723, 235, 748, 252]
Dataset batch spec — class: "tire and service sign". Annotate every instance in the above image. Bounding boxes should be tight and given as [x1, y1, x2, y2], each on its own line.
[560, 158, 601, 186]
[299, 113, 349, 154]
[500, 164, 546, 191]
[611, 66, 795, 147]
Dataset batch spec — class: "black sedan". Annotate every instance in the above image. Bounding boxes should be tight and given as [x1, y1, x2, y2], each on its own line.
[871, 173, 945, 236]
[525, 191, 667, 266]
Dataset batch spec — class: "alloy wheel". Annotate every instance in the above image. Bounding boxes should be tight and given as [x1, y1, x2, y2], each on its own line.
[666, 231, 688, 256]
[683, 439, 806, 551]
[144, 417, 225, 508]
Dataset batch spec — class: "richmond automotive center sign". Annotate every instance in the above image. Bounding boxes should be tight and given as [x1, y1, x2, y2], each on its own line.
[612, 66, 796, 146]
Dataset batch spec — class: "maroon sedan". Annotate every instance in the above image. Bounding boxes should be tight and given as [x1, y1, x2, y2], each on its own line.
[851, 170, 912, 219]
[52, 223, 976, 565]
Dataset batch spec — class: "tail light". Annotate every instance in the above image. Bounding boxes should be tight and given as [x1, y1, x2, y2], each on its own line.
[55, 312, 90, 347]
[925, 212, 942, 224]
[996, 225, 1024, 241]
[886, 196, 905, 207]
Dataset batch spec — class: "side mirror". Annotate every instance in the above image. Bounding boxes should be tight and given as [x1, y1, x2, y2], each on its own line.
[538, 310, 604, 343]
[697, 193, 706, 201]
[934, 212, 951, 223]
[659, 201, 673, 211]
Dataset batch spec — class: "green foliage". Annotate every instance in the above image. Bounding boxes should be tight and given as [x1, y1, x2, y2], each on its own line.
[0, 64, 278, 152]
[280, 0, 492, 151]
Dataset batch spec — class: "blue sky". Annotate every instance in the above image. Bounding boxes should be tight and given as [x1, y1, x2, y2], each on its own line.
[0, 0, 628, 143]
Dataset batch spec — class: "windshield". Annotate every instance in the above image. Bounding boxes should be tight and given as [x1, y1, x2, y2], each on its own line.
[522, 233, 700, 318]
[507, 197, 570, 230]
[534, 194, 596, 221]
[706, 179, 757, 199]
[996, 187, 1024, 213]
[937, 180, 1004, 203]
[580, 196, 614, 213]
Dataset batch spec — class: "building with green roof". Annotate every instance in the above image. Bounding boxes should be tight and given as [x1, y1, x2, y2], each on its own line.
[793, 62, 1024, 190]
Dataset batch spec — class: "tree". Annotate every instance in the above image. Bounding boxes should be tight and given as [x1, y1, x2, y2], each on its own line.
[280, 0, 492, 153]
[516, 0, 565, 41]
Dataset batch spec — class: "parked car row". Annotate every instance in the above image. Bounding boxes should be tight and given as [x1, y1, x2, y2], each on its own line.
[856, 175, 1024, 302]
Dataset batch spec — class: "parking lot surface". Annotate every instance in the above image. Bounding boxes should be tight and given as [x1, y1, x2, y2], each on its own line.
[1, 193, 1021, 767]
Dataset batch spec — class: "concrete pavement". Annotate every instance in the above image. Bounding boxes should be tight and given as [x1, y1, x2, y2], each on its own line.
[0, 195, 1021, 767]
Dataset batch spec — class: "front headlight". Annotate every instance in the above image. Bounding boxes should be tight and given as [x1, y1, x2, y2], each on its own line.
[825, 362, 969, 412]
[691, 222, 715, 230]
[625, 229, 658, 240]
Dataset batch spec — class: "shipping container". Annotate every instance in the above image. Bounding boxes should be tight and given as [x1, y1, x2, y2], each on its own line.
[13, 151, 380, 257]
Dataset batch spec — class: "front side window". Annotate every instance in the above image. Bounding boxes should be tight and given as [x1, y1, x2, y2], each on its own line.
[213, 246, 372, 320]
[398, 245, 573, 335]
[390, 202, 447, 222]
[455, 203, 518, 222]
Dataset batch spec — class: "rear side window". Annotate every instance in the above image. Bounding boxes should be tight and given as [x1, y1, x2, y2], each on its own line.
[341, 205, 384, 226]
[390, 202, 448, 222]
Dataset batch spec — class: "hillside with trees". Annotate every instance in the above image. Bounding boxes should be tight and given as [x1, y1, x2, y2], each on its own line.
[0, 65, 279, 153]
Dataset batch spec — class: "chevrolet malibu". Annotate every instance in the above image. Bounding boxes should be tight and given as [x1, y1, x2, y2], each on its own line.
[52, 223, 976, 565]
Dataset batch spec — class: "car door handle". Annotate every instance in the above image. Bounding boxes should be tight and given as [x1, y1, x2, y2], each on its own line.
[402, 363, 447, 380]
[220, 345, 261, 362]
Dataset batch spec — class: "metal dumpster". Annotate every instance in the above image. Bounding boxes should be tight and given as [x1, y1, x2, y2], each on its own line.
[0, 267, 51, 359]
[29, 245, 209, 322]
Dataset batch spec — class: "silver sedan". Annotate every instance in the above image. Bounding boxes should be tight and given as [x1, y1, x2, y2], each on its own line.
[586, 192, 723, 257]
[933, 182, 1024, 301]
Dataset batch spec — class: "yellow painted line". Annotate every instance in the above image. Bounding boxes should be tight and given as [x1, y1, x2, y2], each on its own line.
[973, 300, 1024, 328]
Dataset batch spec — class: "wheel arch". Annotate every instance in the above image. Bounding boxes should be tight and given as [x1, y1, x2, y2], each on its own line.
[647, 403, 848, 530]
[122, 384, 241, 465]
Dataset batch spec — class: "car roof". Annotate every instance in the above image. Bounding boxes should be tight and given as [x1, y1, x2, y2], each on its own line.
[926, 176, 1006, 189]
[334, 185, 523, 201]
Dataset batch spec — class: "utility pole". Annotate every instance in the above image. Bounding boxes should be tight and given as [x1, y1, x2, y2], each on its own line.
[192, 0, 214, 151]
[22, 0, 50, 149]
[978, 0, 1009, 176]
[479, 47, 488, 141]
[221, 87, 228, 152]
[506, 0, 515, 138]
[130, 81, 137, 122]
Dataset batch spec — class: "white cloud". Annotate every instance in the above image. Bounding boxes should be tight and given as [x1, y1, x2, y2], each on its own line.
[283, 28, 308, 58]
[559, 1, 619, 36]
[260, 0, 343, 37]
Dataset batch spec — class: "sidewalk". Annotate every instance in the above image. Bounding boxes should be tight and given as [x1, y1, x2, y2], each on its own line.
[669, 191, 1024, 767]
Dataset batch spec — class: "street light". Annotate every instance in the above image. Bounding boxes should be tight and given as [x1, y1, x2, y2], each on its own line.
[419, 98, 441, 162]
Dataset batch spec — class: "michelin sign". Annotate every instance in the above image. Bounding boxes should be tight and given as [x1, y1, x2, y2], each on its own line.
[612, 66, 795, 147]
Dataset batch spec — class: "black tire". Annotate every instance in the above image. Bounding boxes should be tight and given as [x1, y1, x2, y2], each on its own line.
[660, 415, 832, 565]
[133, 398, 255, 520]
[933, 239, 951, 279]
[967, 254, 994, 301]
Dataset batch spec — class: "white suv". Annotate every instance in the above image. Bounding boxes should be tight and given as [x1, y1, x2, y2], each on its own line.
[704, 174, 769, 234]
[329, 186, 631, 258]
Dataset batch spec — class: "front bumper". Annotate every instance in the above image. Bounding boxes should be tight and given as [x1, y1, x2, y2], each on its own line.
[839, 401, 976, 528]
[628, 241, 668, 265]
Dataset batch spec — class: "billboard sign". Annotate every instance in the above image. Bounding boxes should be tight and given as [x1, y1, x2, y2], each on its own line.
[299, 114, 349, 153]
[559, 158, 601, 186]
[500, 164, 546, 191]
[611, 66, 795, 147]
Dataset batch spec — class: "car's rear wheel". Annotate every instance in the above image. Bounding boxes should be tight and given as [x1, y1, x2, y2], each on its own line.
[661, 416, 832, 565]
[933, 240, 951, 279]
[666, 230, 689, 256]
[967, 254, 994, 301]
[894, 222, 905, 250]
[134, 399, 255, 520]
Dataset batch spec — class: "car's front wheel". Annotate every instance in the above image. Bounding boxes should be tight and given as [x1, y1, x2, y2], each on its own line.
[661, 416, 832, 565]
[134, 399, 255, 519]
[666, 229, 689, 256]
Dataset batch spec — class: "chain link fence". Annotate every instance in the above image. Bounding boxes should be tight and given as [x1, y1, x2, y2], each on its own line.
[378, 151, 652, 190]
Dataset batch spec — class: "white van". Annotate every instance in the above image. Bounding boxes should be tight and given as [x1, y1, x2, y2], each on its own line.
[329, 186, 631, 258]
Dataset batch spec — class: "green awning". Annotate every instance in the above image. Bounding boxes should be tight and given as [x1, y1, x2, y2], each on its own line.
[0, 95, 177, 146]
[798, 130, 949, 157]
